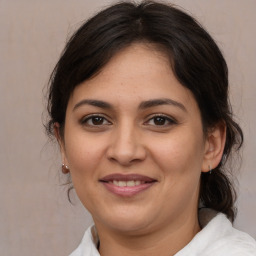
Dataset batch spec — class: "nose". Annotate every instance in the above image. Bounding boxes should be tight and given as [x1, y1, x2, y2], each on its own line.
[106, 124, 147, 166]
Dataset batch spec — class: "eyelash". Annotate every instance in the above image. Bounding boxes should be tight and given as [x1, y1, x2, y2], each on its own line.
[80, 114, 177, 128]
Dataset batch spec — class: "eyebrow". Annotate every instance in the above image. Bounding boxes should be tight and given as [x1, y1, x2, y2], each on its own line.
[138, 98, 187, 112]
[73, 99, 112, 111]
[73, 98, 187, 112]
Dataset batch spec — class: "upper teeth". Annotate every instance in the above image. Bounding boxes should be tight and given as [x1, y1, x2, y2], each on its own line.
[112, 180, 143, 187]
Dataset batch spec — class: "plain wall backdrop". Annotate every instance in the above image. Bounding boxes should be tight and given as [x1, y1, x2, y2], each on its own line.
[0, 0, 255, 255]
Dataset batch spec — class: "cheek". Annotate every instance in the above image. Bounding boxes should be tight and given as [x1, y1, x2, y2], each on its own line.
[152, 133, 204, 207]
[149, 129, 205, 178]
[64, 134, 107, 211]
[64, 133, 106, 180]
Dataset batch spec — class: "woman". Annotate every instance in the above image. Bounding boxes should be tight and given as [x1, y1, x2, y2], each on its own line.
[46, 1, 256, 255]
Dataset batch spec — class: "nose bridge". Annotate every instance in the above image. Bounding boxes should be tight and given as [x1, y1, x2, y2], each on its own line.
[107, 120, 146, 165]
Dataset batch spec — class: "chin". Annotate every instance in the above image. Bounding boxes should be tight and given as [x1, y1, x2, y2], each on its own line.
[94, 207, 156, 235]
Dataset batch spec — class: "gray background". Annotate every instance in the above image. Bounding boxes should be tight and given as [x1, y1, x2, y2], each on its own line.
[1, 0, 255, 255]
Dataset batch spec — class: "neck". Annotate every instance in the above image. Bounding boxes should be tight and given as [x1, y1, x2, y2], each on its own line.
[95, 212, 200, 256]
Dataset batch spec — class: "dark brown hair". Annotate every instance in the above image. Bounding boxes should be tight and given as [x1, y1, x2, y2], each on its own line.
[46, 0, 243, 221]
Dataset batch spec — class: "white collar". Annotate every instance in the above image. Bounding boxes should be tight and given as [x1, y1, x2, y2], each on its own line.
[69, 209, 256, 256]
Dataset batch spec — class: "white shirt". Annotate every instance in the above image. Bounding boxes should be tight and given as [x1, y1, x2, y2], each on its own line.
[70, 209, 256, 256]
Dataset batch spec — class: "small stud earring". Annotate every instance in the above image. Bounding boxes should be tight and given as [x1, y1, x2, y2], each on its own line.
[62, 164, 70, 174]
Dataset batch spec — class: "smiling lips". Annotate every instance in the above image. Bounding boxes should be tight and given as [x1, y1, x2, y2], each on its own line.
[99, 174, 157, 197]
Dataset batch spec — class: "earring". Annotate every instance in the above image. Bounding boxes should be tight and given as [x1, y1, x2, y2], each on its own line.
[208, 165, 212, 174]
[62, 164, 70, 174]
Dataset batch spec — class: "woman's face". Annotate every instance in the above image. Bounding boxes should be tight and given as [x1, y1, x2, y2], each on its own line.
[59, 43, 211, 235]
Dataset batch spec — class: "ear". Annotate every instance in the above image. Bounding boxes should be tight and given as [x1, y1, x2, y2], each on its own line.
[201, 121, 226, 173]
[54, 122, 68, 166]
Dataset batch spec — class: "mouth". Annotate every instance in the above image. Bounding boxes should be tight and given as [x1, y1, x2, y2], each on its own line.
[99, 174, 157, 197]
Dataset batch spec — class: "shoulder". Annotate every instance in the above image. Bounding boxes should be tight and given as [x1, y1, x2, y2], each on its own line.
[204, 215, 256, 255]
[175, 209, 256, 256]
[206, 213, 256, 255]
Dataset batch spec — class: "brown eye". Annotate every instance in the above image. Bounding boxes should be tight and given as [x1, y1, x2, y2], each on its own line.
[91, 116, 104, 125]
[153, 116, 166, 125]
[145, 114, 176, 127]
[81, 115, 111, 126]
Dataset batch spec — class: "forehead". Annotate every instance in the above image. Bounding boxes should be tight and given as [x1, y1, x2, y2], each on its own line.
[68, 43, 197, 111]
[94, 43, 172, 85]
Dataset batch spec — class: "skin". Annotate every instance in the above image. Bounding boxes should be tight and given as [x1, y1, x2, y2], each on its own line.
[56, 43, 226, 256]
